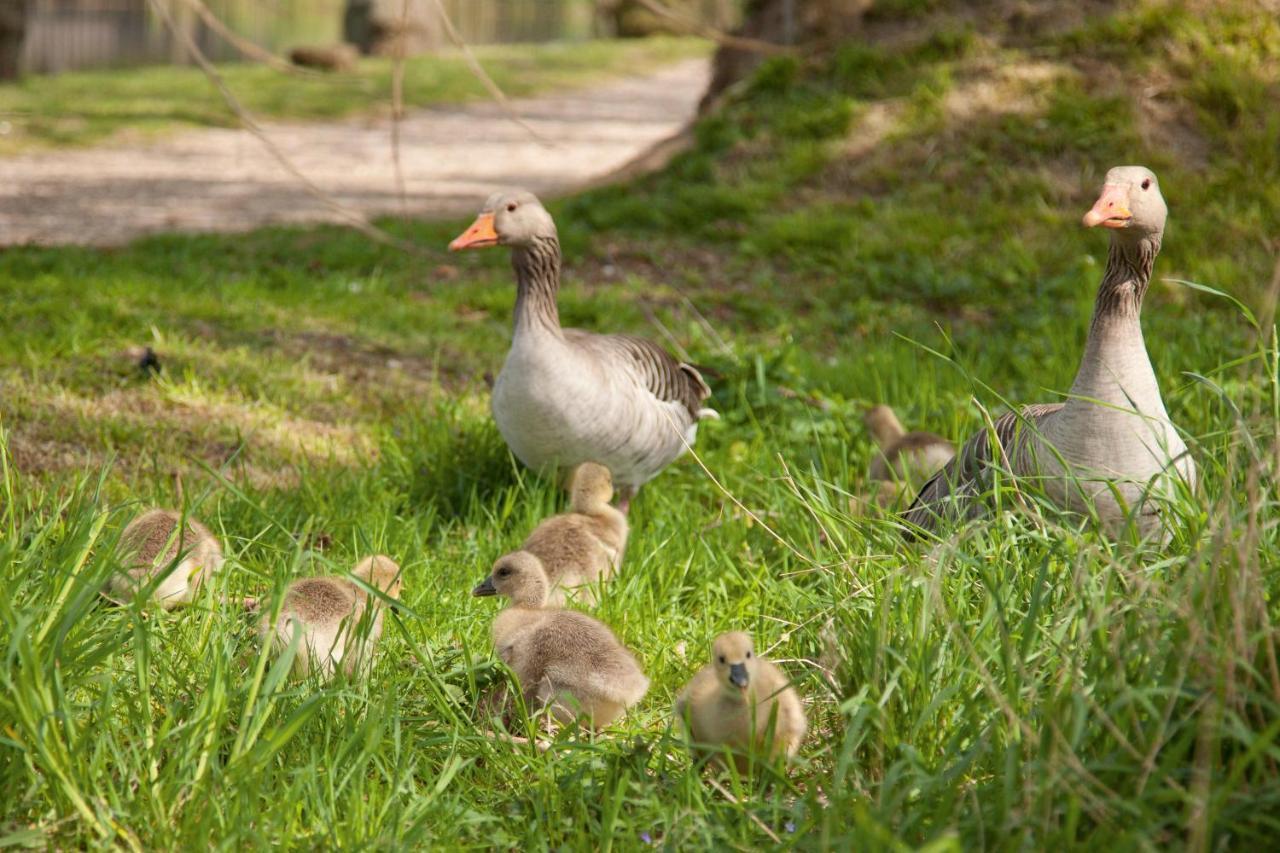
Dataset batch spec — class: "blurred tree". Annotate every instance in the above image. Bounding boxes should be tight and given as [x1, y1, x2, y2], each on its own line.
[701, 0, 869, 109]
[344, 0, 443, 56]
[0, 0, 27, 80]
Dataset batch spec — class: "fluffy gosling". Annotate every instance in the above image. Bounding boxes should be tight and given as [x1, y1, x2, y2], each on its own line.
[675, 631, 806, 772]
[504, 462, 628, 604]
[260, 555, 404, 680]
[110, 508, 224, 609]
[864, 405, 955, 504]
[472, 555, 648, 730]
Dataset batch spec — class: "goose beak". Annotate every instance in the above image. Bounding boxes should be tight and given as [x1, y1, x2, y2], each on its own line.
[728, 663, 749, 689]
[471, 576, 497, 597]
[449, 212, 499, 250]
[1083, 185, 1132, 229]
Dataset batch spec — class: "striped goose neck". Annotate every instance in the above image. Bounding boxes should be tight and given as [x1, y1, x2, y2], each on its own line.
[1091, 234, 1160, 327]
[512, 235, 562, 336]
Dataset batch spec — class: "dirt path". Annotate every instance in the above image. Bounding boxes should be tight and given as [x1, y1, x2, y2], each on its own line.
[0, 59, 709, 247]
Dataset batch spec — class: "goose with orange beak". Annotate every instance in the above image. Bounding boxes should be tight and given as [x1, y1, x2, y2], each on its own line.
[449, 190, 716, 512]
[905, 166, 1196, 540]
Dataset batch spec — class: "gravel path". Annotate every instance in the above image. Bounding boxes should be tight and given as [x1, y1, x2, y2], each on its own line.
[0, 59, 709, 247]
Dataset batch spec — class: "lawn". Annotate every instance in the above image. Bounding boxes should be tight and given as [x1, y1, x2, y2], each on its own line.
[0, 36, 708, 154]
[1, 1, 1278, 848]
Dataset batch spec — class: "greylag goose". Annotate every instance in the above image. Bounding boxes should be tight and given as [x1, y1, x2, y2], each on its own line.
[260, 555, 403, 679]
[864, 404, 955, 505]
[449, 190, 716, 511]
[905, 166, 1196, 539]
[674, 631, 806, 772]
[111, 508, 224, 608]
[472, 556, 648, 730]
[505, 461, 627, 604]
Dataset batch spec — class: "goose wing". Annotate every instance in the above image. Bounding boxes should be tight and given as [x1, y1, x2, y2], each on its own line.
[566, 330, 714, 421]
[902, 403, 1064, 535]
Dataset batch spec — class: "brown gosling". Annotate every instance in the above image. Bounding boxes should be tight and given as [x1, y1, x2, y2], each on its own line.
[503, 462, 628, 605]
[260, 555, 404, 680]
[864, 405, 955, 505]
[111, 508, 225, 609]
[472, 555, 648, 730]
[674, 631, 807, 773]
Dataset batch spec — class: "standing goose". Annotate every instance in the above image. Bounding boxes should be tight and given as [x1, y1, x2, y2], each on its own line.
[905, 166, 1196, 539]
[450, 190, 716, 511]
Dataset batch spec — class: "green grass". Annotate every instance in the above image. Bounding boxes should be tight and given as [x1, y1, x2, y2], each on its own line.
[0, 36, 709, 154]
[2, 1, 1279, 848]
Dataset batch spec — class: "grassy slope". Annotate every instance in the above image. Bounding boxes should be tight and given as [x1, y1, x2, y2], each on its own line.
[2, 1, 1279, 848]
[0, 37, 708, 154]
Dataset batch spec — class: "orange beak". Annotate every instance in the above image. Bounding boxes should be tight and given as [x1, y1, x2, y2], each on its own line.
[1082, 184, 1133, 229]
[449, 212, 499, 251]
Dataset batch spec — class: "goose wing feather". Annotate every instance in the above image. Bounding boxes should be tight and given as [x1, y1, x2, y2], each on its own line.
[565, 330, 713, 420]
[903, 403, 1064, 535]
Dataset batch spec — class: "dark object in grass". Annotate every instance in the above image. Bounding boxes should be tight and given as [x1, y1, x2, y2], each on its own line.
[287, 44, 359, 73]
[136, 346, 161, 375]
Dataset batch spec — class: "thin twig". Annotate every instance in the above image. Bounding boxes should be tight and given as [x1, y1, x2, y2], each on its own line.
[390, 0, 410, 214]
[146, 0, 422, 255]
[429, 0, 555, 146]
[181, 0, 322, 77]
[705, 777, 782, 844]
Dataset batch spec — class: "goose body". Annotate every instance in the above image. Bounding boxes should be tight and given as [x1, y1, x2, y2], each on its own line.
[452, 191, 715, 505]
[675, 632, 806, 772]
[906, 167, 1196, 539]
[472, 556, 648, 729]
[111, 508, 224, 608]
[260, 555, 403, 680]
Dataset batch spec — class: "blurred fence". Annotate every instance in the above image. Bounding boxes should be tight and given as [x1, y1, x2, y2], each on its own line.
[21, 0, 734, 75]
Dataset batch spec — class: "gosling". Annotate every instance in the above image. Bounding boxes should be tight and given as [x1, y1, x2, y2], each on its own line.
[503, 462, 628, 604]
[674, 631, 807, 772]
[260, 555, 404, 680]
[472, 556, 648, 730]
[864, 405, 955, 505]
[110, 508, 224, 609]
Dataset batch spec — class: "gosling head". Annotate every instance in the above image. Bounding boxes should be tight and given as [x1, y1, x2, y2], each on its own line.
[1082, 166, 1166, 242]
[352, 555, 404, 601]
[569, 462, 614, 509]
[472, 550, 550, 608]
[711, 631, 757, 695]
[863, 405, 905, 447]
[449, 190, 556, 251]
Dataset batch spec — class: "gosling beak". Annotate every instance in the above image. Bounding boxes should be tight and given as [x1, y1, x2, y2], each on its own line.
[728, 663, 749, 689]
[471, 576, 497, 597]
[1082, 184, 1133, 229]
[449, 212, 499, 251]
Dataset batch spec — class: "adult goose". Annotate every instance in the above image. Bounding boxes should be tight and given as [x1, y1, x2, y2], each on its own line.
[450, 190, 716, 510]
[904, 166, 1196, 540]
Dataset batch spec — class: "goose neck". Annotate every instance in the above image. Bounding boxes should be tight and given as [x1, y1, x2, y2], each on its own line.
[512, 235, 562, 337]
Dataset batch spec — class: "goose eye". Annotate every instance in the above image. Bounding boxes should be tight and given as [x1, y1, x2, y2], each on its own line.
[1141, 179, 1151, 190]
[506, 202, 518, 212]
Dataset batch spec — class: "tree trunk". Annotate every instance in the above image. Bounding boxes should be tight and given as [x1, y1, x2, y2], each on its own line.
[700, 0, 870, 111]
[0, 0, 28, 81]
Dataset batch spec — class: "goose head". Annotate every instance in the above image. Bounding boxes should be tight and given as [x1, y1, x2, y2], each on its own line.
[352, 555, 404, 601]
[710, 631, 758, 695]
[1082, 166, 1166, 240]
[472, 550, 550, 607]
[569, 462, 614, 508]
[449, 190, 557, 251]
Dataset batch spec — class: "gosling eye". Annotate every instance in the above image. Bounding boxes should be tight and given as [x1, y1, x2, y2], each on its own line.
[746, 651, 752, 659]
[1141, 178, 1151, 190]
[718, 655, 725, 664]
[506, 202, 518, 212]
[497, 568, 510, 578]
